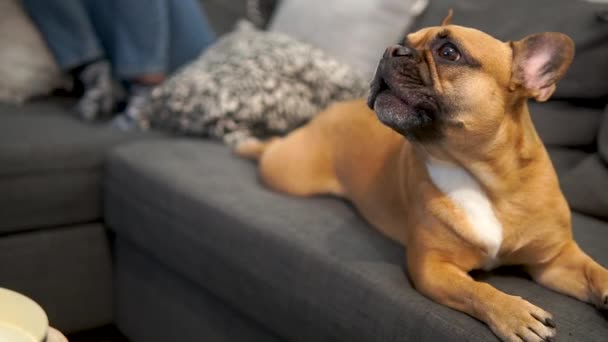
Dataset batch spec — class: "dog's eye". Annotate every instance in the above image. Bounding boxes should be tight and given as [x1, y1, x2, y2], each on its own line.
[438, 43, 461, 62]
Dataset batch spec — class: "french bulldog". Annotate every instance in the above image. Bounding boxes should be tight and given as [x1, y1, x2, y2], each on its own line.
[236, 12, 608, 342]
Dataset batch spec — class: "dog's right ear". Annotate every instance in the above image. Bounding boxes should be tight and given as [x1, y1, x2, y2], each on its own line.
[509, 32, 575, 102]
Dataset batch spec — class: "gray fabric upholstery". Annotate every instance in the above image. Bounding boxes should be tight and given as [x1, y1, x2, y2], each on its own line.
[0, 223, 113, 333]
[599, 106, 608, 163]
[560, 154, 608, 219]
[0, 98, 160, 233]
[530, 102, 603, 148]
[105, 140, 608, 342]
[115, 238, 283, 342]
[532, 102, 608, 219]
[0, 169, 101, 232]
[546, 147, 589, 178]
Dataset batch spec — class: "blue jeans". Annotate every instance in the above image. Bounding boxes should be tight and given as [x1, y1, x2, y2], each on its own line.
[22, 0, 216, 79]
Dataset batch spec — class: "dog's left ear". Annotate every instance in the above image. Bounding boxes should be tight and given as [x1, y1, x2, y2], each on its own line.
[510, 32, 575, 102]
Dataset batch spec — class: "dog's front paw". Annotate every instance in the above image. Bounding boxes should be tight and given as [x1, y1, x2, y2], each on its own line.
[600, 294, 608, 310]
[594, 290, 608, 311]
[487, 296, 556, 342]
[589, 266, 608, 310]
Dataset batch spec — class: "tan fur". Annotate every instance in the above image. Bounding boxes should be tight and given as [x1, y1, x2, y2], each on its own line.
[236, 25, 606, 342]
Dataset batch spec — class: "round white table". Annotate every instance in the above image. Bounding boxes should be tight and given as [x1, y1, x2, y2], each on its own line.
[47, 327, 68, 342]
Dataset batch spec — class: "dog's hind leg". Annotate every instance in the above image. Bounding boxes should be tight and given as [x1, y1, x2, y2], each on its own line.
[234, 137, 280, 161]
[248, 125, 344, 197]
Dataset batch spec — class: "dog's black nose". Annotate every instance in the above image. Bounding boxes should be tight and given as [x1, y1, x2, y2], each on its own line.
[385, 45, 415, 58]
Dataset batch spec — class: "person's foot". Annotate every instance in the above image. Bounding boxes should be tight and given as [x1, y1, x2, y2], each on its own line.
[111, 83, 153, 131]
[74, 60, 118, 121]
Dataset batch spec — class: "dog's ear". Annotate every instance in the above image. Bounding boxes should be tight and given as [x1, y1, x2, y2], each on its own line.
[441, 9, 453, 26]
[510, 32, 574, 102]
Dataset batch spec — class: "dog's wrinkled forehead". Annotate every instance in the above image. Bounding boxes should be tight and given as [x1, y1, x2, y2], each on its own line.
[405, 25, 513, 82]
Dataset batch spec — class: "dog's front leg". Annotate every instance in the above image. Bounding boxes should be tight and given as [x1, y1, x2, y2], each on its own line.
[408, 251, 556, 342]
[526, 241, 608, 310]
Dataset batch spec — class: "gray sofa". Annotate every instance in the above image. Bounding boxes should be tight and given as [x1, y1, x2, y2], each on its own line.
[1, 1, 607, 341]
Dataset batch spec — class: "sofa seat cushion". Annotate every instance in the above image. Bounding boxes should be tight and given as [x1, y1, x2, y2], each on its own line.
[105, 140, 608, 342]
[114, 238, 283, 342]
[0, 223, 113, 332]
[0, 98, 160, 233]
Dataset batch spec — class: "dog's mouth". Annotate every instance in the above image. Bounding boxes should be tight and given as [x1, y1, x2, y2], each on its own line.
[367, 59, 442, 140]
[368, 78, 403, 110]
[368, 77, 418, 117]
[369, 79, 422, 134]
[367, 77, 389, 110]
[367, 66, 408, 111]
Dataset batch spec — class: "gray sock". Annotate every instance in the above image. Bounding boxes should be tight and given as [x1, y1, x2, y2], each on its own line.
[75, 60, 118, 121]
[111, 84, 153, 131]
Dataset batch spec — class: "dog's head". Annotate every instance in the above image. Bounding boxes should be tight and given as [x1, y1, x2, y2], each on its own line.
[368, 12, 574, 151]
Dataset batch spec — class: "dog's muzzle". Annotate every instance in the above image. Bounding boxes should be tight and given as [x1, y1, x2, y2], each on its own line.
[367, 44, 442, 141]
[368, 44, 425, 110]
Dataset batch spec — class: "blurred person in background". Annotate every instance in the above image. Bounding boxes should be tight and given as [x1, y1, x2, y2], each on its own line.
[22, 0, 216, 124]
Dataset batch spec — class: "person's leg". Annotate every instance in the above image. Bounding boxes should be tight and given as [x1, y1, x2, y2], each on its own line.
[103, 0, 214, 130]
[166, 0, 216, 72]
[84, 0, 170, 80]
[21, 0, 103, 71]
[85, 0, 214, 80]
[22, 0, 117, 120]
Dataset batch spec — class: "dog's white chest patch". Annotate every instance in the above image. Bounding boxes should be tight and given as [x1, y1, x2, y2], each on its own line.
[426, 160, 503, 269]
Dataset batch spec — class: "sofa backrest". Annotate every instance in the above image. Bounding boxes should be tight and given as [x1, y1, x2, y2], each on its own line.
[201, 0, 279, 35]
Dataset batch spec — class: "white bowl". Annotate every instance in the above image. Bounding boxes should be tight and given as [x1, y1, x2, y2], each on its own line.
[0, 288, 48, 342]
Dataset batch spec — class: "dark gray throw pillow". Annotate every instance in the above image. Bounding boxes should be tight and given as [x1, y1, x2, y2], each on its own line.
[135, 21, 368, 146]
[412, 0, 608, 100]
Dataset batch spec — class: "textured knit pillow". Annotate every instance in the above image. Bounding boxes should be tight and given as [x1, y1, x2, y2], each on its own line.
[136, 21, 368, 146]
